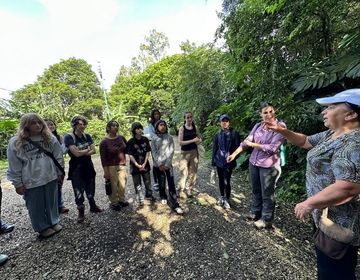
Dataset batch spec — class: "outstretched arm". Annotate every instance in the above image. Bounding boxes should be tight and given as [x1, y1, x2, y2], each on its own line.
[265, 122, 312, 149]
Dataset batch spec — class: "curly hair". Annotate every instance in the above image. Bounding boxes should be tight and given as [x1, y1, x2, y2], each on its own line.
[15, 113, 52, 149]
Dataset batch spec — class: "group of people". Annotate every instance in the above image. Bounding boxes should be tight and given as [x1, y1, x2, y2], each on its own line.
[2, 89, 360, 280]
[4, 109, 203, 238]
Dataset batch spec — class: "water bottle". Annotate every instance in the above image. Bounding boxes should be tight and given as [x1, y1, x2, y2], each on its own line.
[210, 169, 216, 184]
[105, 180, 112, 195]
[280, 144, 286, 167]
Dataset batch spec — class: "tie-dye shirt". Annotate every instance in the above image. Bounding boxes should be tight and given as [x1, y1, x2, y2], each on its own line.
[307, 129, 360, 245]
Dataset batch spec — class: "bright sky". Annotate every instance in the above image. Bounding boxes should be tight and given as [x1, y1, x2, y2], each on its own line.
[0, 0, 223, 100]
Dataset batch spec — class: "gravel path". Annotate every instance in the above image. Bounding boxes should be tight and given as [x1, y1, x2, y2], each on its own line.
[1, 138, 356, 279]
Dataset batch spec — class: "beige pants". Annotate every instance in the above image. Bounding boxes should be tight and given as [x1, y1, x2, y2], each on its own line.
[108, 165, 127, 205]
[178, 149, 199, 192]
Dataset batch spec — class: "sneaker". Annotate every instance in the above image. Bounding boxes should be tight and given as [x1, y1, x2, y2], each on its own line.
[217, 197, 224, 206]
[254, 219, 272, 229]
[52, 224, 62, 233]
[118, 201, 129, 208]
[174, 207, 184, 215]
[59, 207, 69, 214]
[223, 199, 231, 209]
[40, 228, 56, 238]
[152, 183, 159, 192]
[245, 213, 260, 221]
[186, 190, 193, 198]
[0, 222, 14, 234]
[0, 254, 8, 266]
[161, 199, 167, 205]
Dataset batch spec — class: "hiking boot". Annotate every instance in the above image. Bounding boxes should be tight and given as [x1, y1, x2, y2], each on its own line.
[110, 204, 122, 211]
[77, 206, 85, 223]
[223, 199, 231, 210]
[52, 224, 62, 233]
[254, 219, 272, 230]
[174, 207, 184, 215]
[59, 207, 69, 214]
[90, 205, 103, 213]
[118, 201, 129, 208]
[145, 195, 156, 202]
[40, 228, 56, 238]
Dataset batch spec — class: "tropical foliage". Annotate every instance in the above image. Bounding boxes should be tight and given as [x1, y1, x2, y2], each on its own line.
[1, 3, 360, 201]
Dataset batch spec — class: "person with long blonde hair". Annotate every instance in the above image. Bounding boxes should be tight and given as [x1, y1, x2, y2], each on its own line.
[7, 113, 64, 238]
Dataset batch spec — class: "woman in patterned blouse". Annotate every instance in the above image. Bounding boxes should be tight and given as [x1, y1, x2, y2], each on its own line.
[266, 89, 360, 280]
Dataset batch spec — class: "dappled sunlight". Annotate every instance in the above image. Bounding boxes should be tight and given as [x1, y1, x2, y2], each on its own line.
[139, 230, 152, 240]
[231, 192, 246, 204]
[111, 263, 124, 274]
[130, 201, 183, 258]
[183, 192, 241, 223]
[153, 237, 174, 257]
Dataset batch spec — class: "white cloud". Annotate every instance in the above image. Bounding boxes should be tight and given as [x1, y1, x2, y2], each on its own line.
[0, 0, 222, 100]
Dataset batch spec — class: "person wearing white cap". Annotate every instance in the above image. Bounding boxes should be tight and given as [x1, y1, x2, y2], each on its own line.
[266, 88, 360, 280]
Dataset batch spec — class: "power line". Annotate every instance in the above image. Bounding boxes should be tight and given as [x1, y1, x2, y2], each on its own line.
[0, 87, 14, 92]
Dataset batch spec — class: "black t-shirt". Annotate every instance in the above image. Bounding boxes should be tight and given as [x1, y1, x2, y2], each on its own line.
[64, 133, 96, 179]
[126, 136, 151, 175]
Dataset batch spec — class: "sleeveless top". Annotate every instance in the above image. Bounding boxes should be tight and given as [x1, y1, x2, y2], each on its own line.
[181, 125, 197, 151]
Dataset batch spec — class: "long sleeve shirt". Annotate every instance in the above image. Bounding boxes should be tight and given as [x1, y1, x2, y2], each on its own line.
[241, 121, 286, 168]
[150, 133, 174, 168]
[7, 135, 64, 189]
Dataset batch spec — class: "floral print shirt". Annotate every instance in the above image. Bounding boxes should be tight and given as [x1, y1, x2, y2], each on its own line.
[307, 129, 360, 245]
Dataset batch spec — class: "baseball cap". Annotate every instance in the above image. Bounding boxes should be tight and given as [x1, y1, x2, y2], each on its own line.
[316, 89, 360, 106]
[219, 114, 230, 122]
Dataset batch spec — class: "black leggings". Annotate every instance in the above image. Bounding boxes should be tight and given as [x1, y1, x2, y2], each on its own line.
[216, 167, 233, 199]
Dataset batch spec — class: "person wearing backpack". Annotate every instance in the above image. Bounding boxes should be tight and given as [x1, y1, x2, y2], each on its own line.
[212, 114, 241, 210]
[227, 103, 286, 229]
[64, 116, 103, 223]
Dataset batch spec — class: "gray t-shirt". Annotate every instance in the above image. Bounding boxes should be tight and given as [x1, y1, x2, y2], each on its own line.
[307, 129, 360, 245]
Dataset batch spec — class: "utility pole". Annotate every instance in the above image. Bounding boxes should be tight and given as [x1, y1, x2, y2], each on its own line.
[97, 62, 111, 121]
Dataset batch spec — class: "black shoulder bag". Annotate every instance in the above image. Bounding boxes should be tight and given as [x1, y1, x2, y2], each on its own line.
[27, 138, 65, 175]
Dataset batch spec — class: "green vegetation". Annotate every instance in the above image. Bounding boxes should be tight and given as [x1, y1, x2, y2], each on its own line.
[1, 1, 359, 202]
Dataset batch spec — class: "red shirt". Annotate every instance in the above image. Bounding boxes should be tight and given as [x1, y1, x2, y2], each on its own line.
[99, 136, 127, 167]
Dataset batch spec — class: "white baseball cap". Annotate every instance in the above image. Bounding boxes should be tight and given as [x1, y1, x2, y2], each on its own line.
[316, 89, 360, 106]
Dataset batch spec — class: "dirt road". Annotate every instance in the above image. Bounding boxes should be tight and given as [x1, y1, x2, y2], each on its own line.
[0, 139, 337, 279]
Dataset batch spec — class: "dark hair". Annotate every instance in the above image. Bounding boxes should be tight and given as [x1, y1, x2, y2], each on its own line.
[150, 109, 161, 125]
[260, 102, 274, 111]
[183, 111, 197, 131]
[131, 122, 144, 136]
[70, 115, 88, 131]
[106, 120, 119, 133]
[155, 120, 168, 134]
[44, 118, 61, 143]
